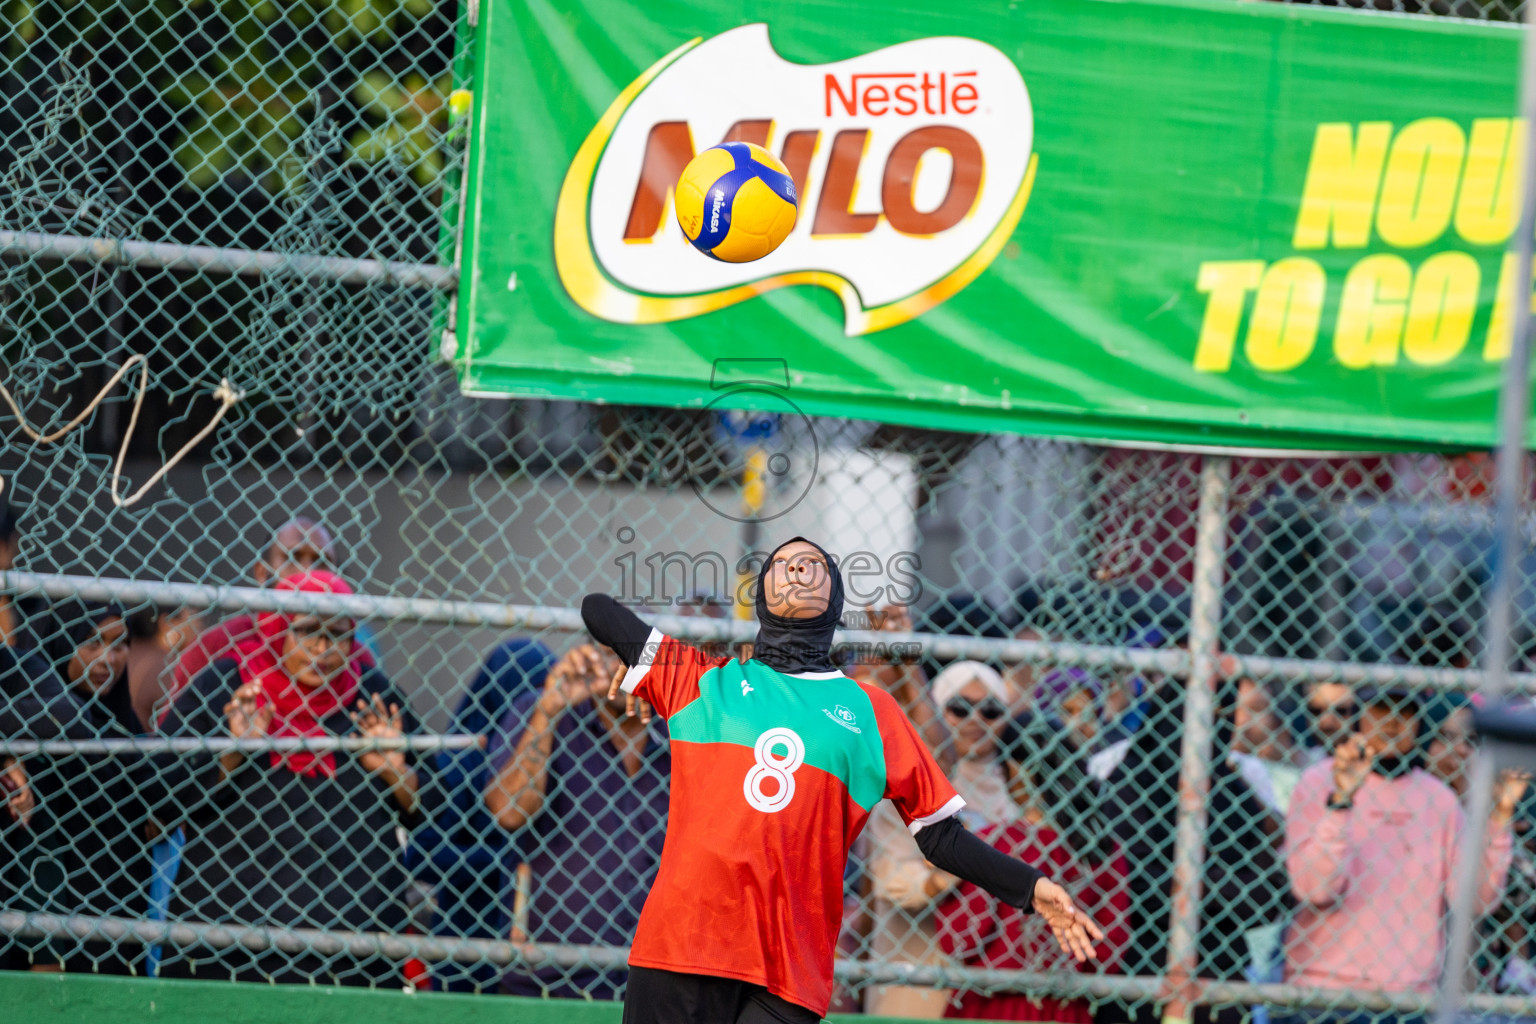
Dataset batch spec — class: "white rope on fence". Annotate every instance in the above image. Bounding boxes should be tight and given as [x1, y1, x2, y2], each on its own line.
[0, 355, 245, 509]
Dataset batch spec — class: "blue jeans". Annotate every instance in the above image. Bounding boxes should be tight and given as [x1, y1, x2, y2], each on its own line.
[144, 827, 185, 977]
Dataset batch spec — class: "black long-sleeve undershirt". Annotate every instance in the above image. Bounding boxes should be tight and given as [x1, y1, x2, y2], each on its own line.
[916, 816, 1042, 908]
[578, 592, 1044, 910]
[581, 593, 653, 666]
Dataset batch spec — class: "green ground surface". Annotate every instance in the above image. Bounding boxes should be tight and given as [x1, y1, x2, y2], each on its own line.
[2, 971, 950, 1023]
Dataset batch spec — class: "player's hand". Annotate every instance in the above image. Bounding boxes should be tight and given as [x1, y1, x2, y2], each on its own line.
[1032, 877, 1103, 963]
[1331, 733, 1371, 805]
[1493, 768, 1531, 827]
[603, 656, 653, 724]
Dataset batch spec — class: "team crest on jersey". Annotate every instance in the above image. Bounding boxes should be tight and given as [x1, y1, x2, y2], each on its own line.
[823, 705, 861, 733]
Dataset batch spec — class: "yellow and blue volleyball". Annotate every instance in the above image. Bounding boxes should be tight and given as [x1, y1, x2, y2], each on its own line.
[675, 141, 798, 263]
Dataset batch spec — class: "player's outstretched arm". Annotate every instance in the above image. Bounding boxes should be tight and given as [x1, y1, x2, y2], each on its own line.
[582, 593, 658, 723]
[915, 816, 1104, 962]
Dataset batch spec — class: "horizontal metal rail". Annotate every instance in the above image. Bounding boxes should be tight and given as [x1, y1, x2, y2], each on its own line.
[3, 911, 1534, 1013]
[0, 230, 456, 291]
[5, 570, 1530, 691]
[1219, 651, 1536, 692]
[0, 735, 483, 756]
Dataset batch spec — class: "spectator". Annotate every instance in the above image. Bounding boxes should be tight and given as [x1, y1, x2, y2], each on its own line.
[251, 517, 333, 586]
[1103, 625, 1169, 743]
[1284, 686, 1524, 1005]
[164, 518, 378, 724]
[861, 660, 1017, 1018]
[844, 605, 943, 755]
[156, 571, 424, 985]
[1419, 692, 1536, 998]
[1231, 678, 1302, 816]
[411, 638, 554, 993]
[1423, 692, 1474, 800]
[26, 601, 154, 974]
[1103, 677, 1286, 1024]
[0, 554, 103, 972]
[51, 601, 140, 732]
[1297, 681, 1355, 766]
[936, 714, 1129, 1022]
[1029, 667, 1106, 754]
[125, 604, 203, 732]
[1002, 589, 1045, 710]
[1227, 677, 1305, 1014]
[484, 642, 666, 1001]
[0, 500, 53, 654]
[124, 604, 204, 981]
[918, 592, 1009, 683]
[1020, 666, 1133, 783]
[840, 604, 936, 1014]
[0, 643, 51, 972]
[0, 500, 17, 645]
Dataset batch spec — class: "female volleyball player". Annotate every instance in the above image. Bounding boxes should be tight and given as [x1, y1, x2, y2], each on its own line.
[582, 536, 1102, 1024]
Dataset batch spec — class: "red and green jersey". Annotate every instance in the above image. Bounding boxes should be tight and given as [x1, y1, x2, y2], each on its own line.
[619, 630, 963, 1016]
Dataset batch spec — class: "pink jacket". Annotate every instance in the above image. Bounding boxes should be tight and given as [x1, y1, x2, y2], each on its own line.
[1285, 760, 1513, 993]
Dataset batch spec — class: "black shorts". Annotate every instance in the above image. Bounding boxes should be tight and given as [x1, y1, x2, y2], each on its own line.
[622, 965, 822, 1024]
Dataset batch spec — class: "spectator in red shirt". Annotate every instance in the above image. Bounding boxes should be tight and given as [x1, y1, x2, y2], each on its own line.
[936, 714, 1129, 1021]
[162, 518, 374, 724]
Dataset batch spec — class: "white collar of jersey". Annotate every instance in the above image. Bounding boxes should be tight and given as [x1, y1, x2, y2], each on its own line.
[782, 669, 845, 680]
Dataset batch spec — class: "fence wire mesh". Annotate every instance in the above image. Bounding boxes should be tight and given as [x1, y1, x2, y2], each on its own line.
[4, 0, 1536, 1022]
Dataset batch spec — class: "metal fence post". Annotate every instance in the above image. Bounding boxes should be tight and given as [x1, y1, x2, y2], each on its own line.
[1161, 453, 1232, 1024]
[1435, 2, 1536, 1017]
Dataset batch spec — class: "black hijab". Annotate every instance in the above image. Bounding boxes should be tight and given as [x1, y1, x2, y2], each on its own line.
[752, 536, 844, 674]
[50, 599, 141, 735]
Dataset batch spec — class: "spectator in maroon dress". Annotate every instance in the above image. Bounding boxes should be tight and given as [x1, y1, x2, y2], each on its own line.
[936, 715, 1128, 1022]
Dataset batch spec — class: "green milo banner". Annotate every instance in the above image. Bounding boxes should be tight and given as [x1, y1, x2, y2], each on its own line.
[455, 0, 1526, 449]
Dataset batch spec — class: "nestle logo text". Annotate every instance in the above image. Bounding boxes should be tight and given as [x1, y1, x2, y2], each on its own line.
[824, 72, 979, 118]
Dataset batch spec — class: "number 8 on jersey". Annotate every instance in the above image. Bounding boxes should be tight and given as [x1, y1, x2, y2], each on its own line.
[744, 727, 805, 813]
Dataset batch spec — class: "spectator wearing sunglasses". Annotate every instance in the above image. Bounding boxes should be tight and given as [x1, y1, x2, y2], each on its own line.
[862, 661, 1019, 1018]
[936, 714, 1130, 1022]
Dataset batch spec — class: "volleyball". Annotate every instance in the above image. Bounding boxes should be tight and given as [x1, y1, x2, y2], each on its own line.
[675, 141, 798, 263]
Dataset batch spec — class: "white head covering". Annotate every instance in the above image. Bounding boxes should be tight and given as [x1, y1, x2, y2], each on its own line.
[930, 660, 1009, 709]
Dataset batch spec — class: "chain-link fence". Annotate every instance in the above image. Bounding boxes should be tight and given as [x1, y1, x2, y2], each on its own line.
[5, 0, 1536, 1022]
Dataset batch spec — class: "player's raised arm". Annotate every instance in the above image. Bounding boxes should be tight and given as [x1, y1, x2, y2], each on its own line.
[582, 593, 731, 722]
[581, 593, 653, 666]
